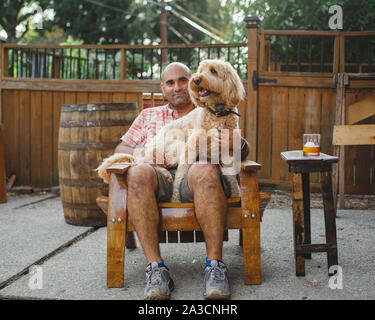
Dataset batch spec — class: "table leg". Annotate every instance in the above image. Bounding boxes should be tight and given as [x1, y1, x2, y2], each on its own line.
[321, 171, 339, 276]
[301, 172, 311, 259]
[292, 173, 305, 276]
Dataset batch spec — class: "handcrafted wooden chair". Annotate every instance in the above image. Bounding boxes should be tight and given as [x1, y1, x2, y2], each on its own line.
[97, 161, 270, 288]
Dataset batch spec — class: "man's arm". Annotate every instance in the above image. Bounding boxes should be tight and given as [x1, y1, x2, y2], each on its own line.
[115, 140, 140, 155]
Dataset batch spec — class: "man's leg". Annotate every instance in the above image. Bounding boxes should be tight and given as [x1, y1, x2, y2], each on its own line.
[126, 164, 174, 300]
[186, 162, 231, 299]
[187, 163, 227, 260]
[127, 164, 162, 263]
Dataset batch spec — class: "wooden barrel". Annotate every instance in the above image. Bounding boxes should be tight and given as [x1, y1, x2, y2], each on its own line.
[58, 103, 138, 226]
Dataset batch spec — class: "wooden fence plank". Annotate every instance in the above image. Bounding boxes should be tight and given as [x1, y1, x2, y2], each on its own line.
[3, 90, 18, 177]
[304, 88, 322, 183]
[257, 86, 272, 178]
[41, 91, 53, 187]
[53, 91, 63, 185]
[112, 92, 126, 103]
[18, 90, 31, 185]
[76, 92, 89, 104]
[287, 87, 305, 151]
[333, 124, 375, 145]
[320, 88, 336, 155]
[271, 87, 289, 181]
[346, 95, 375, 124]
[30, 90, 42, 186]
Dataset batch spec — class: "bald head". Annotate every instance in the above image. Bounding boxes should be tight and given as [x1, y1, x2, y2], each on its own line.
[161, 62, 192, 82]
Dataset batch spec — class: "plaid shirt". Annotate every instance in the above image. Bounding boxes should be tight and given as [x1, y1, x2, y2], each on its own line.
[121, 103, 183, 147]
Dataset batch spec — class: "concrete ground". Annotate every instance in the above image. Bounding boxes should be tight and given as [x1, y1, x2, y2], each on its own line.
[0, 192, 374, 300]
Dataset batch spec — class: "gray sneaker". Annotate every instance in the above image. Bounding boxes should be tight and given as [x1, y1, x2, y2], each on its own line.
[203, 260, 231, 300]
[144, 262, 175, 300]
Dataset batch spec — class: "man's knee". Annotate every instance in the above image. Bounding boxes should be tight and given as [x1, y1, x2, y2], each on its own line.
[188, 163, 221, 190]
[127, 164, 158, 192]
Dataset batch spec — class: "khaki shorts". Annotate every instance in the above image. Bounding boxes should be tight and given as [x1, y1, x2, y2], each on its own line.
[152, 165, 232, 203]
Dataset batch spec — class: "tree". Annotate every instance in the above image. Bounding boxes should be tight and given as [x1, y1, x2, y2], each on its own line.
[42, 0, 233, 45]
[229, 0, 375, 43]
[0, 0, 50, 42]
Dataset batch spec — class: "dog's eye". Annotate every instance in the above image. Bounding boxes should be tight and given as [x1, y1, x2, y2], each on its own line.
[210, 68, 217, 74]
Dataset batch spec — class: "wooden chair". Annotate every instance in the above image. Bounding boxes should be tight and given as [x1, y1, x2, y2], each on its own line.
[96, 161, 270, 288]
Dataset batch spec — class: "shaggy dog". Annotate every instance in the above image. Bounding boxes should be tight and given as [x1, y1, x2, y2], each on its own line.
[97, 59, 246, 202]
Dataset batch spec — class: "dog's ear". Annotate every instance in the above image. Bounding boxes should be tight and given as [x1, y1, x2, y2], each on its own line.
[224, 62, 246, 107]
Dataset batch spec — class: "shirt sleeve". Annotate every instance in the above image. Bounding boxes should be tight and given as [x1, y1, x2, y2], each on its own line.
[120, 110, 147, 148]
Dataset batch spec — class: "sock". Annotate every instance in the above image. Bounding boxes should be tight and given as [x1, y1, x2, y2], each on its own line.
[206, 257, 212, 266]
[158, 261, 165, 268]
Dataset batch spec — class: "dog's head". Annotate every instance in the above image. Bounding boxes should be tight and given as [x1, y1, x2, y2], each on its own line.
[189, 59, 246, 109]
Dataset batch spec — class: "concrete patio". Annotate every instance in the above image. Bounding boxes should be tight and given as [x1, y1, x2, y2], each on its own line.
[1, 191, 374, 300]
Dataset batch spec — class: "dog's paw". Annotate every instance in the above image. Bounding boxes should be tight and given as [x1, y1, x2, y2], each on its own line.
[158, 167, 174, 183]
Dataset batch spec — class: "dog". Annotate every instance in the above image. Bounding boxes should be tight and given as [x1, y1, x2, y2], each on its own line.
[97, 59, 246, 202]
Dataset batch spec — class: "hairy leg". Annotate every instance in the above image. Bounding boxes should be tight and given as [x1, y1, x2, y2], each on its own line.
[127, 164, 162, 264]
[187, 163, 228, 261]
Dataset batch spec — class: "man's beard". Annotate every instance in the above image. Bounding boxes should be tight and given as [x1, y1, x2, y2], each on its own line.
[170, 91, 192, 108]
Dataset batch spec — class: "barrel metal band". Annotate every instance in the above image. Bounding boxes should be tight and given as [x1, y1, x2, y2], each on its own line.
[58, 142, 118, 151]
[59, 178, 108, 187]
[62, 201, 103, 211]
[60, 120, 134, 128]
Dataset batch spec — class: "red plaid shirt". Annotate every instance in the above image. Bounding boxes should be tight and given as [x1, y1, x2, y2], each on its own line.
[121, 104, 183, 147]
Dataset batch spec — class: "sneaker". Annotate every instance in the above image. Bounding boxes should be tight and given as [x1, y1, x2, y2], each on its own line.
[144, 262, 175, 300]
[203, 260, 231, 300]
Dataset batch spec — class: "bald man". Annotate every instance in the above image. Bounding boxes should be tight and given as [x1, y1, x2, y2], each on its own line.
[115, 62, 249, 300]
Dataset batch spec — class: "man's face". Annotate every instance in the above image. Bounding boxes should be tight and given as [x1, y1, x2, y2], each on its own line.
[161, 66, 192, 108]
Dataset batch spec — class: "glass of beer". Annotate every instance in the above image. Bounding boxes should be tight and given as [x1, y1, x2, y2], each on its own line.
[303, 134, 320, 156]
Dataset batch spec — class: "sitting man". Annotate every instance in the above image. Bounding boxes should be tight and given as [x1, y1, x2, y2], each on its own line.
[115, 62, 249, 300]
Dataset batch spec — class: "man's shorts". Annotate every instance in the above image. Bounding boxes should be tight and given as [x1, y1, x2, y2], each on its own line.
[152, 165, 232, 203]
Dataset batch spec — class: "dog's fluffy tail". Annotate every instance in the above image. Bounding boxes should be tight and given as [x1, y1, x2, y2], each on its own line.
[96, 153, 135, 184]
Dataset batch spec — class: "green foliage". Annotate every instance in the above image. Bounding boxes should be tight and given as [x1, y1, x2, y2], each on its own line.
[0, 0, 50, 42]
[229, 0, 375, 42]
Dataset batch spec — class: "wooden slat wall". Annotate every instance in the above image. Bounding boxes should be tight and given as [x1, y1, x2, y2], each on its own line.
[344, 89, 375, 194]
[258, 84, 374, 194]
[2, 89, 143, 187]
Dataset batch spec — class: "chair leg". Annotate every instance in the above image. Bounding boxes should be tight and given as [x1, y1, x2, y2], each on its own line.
[107, 174, 127, 288]
[240, 169, 261, 285]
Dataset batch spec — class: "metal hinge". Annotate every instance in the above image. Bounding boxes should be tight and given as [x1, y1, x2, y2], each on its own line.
[252, 70, 277, 91]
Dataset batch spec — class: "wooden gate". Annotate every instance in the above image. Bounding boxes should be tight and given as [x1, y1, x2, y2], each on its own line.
[245, 24, 375, 195]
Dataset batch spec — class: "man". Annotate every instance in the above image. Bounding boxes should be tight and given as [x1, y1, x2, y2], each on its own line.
[115, 62, 249, 300]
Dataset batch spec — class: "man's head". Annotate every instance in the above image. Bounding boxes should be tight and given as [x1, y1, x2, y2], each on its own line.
[161, 62, 193, 109]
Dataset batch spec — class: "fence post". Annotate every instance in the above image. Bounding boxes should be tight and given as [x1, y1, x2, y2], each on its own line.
[245, 16, 260, 161]
[120, 48, 127, 80]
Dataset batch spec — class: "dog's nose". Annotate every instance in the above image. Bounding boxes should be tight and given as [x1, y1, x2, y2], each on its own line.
[193, 78, 201, 86]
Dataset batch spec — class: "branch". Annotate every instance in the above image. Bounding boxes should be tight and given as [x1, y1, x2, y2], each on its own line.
[16, 11, 37, 25]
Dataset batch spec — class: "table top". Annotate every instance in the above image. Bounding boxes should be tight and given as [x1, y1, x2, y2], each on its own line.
[280, 150, 339, 163]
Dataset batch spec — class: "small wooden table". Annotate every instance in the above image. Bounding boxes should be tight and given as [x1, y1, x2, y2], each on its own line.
[281, 150, 339, 276]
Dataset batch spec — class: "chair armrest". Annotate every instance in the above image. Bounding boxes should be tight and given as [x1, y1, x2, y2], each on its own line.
[106, 163, 131, 175]
[241, 160, 262, 172]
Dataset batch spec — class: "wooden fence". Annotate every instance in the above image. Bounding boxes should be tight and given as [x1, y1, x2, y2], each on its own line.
[1, 19, 374, 195]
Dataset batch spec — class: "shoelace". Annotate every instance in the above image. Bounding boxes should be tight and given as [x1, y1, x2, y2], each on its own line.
[147, 267, 162, 285]
[208, 265, 226, 281]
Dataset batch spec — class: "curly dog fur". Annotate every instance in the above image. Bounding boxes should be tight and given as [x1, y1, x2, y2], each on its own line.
[97, 59, 245, 202]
